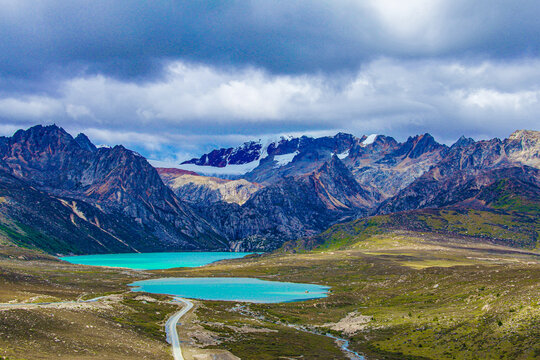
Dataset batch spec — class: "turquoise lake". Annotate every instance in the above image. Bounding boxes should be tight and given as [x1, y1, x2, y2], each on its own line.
[59, 252, 253, 270]
[129, 277, 330, 303]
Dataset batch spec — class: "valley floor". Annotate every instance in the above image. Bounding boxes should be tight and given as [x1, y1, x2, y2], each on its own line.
[1, 232, 539, 359]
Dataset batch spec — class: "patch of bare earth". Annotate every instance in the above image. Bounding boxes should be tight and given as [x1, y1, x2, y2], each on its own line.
[323, 311, 374, 336]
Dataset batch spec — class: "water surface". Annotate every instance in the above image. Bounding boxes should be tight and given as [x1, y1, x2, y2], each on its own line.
[60, 252, 253, 270]
[130, 277, 329, 303]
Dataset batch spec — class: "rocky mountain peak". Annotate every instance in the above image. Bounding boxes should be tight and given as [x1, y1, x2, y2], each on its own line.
[182, 140, 263, 167]
[505, 129, 540, 168]
[11, 124, 75, 151]
[74, 133, 97, 152]
[347, 135, 398, 159]
[508, 129, 539, 142]
[333, 132, 356, 142]
[392, 133, 445, 159]
[319, 153, 348, 174]
[451, 135, 475, 149]
[309, 155, 378, 210]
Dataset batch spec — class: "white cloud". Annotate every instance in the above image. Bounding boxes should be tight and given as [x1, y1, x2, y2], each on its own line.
[366, 0, 445, 42]
[459, 89, 539, 110]
[0, 96, 63, 119]
[65, 104, 92, 119]
[82, 128, 168, 151]
[1, 58, 539, 157]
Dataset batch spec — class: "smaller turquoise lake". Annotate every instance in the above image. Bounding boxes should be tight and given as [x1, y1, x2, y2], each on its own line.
[59, 252, 253, 270]
[129, 277, 330, 303]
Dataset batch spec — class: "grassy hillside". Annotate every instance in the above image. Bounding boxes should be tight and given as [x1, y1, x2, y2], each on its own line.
[1, 230, 539, 359]
[284, 203, 539, 252]
[164, 234, 540, 360]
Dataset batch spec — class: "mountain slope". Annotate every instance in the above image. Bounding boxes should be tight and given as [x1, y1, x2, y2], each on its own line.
[0, 125, 227, 253]
[157, 168, 262, 205]
[0, 169, 157, 254]
[344, 133, 448, 198]
[285, 160, 540, 253]
[196, 156, 374, 251]
[378, 131, 540, 214]
[285, 187, 540, 253]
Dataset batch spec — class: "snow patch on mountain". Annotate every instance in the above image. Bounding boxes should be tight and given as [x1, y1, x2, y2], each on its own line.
[362, 134, 378, 146]
[273, 151, 299, 168]
[336, 149, 350, 159]
[177, 161, 261, 176]
[150, 158, 262, 175]
[149, 159, 185, 169]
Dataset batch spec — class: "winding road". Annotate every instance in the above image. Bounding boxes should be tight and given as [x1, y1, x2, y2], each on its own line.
[165, 297, 194, 360]
[0, 295, 194, 360]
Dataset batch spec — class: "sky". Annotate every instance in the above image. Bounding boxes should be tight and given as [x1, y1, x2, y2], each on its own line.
[0, 0, 539, 162]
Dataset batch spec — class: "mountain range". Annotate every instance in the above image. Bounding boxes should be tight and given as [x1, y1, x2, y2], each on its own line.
[0, 125, 538, 254]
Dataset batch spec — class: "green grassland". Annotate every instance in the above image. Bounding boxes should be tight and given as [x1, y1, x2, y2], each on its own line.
[0, 245, 178, 359]
[284, 206, 539, 252]
[1, 216, 539, 359]
[162, 232, 540, 360]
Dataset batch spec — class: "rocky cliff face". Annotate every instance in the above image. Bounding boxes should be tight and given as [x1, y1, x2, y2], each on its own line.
[307, 155, 380, 210]
[378, 130, 540, 214]
[2, 125, 538, 255]
[0, 168, 166, 254]
[157, 168, 262, 205]
[0, 125, 226, 252]
[343, 134, 447, 198]
[505, 130, 540, 168]
[195, 156, 374, 251]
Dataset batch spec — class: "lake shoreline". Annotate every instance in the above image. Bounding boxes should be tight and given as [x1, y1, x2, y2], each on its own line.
[60, 251, 255, 270]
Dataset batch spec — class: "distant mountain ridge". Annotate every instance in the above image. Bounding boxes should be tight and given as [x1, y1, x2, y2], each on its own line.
[0, 125, 538, 254]
[172, 131, 449, 200]
[157, 129, 539, 251]
[378, 131, 540, 214]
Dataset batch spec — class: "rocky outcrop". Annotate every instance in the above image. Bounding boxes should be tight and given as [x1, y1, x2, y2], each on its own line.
[74, 133, 97, 152]
[505, 130, 540, 168]
[450, 135, 475, 150]
[0, 125, 227, 252]
[377, 131, 540, 214]
[196, 156, 374, 251]
[308, 155, 380, 210]
[157, 168, 262, 205]
[343, 134, 447, 198]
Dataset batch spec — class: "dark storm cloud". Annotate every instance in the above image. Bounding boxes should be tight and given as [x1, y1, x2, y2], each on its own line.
[2, 0, 540, 89]
[0, 1, 539, 161]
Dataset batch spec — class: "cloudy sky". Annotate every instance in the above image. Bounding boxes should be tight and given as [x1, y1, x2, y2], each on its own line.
[1, 0, 539, 161]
